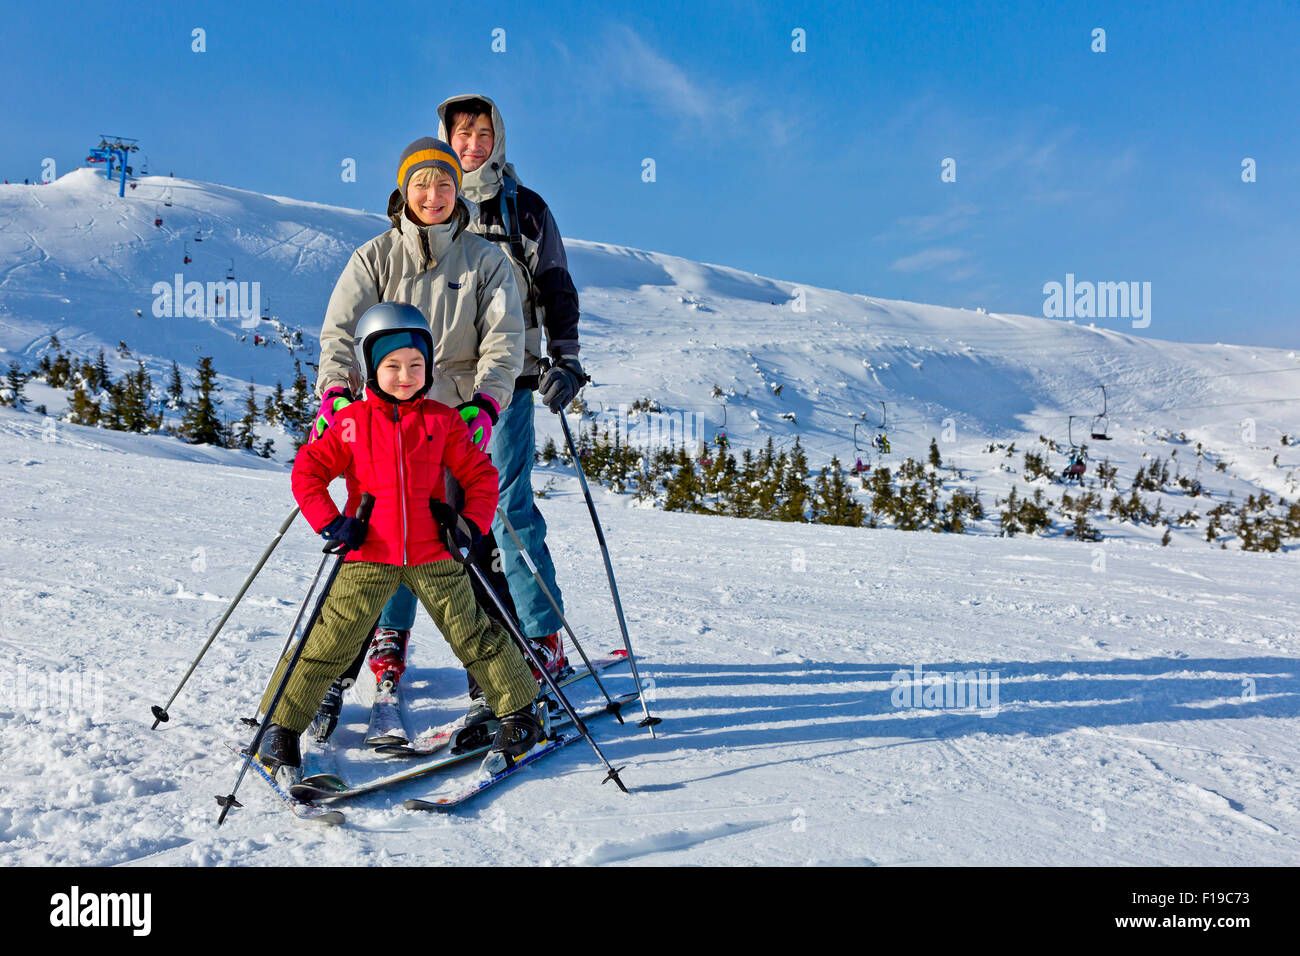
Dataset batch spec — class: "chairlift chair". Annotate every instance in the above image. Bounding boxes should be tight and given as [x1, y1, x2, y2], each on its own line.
[226, 259, 235, 281]
[1090, 385, 1112, 440]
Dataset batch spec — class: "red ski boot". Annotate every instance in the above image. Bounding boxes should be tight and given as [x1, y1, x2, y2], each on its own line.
[526, 632, 570, 680]
[367, 628, 409, 692]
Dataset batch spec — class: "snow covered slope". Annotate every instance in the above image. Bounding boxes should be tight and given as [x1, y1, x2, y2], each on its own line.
[0, 407, 1297, 865]
[3, 168, 1297, 506]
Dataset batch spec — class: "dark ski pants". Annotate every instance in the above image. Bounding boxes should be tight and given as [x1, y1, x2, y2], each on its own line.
[258, 559, 538, 734]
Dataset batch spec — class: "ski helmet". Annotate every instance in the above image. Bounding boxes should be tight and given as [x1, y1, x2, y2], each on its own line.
[353, 302, 435, 402]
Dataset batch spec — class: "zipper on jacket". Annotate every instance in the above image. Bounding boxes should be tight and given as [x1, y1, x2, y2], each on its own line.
[393, 402, 407, 565]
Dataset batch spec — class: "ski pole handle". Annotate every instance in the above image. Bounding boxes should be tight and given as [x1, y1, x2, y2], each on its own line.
[323, 493, 376, 554]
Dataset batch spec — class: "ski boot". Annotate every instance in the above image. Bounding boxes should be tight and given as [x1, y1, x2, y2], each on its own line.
[450, 698, 497, 755]
[480, 702, 550, 775]
[257, 724, 302, 770]
[526, 632, 570, 681]
[306, 676, 350, 743]
[367, 628, 409, 692]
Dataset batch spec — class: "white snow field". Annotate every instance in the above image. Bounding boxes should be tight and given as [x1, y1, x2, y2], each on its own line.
[0, 169, 1297, 865]
[0, 407, 1297, 866]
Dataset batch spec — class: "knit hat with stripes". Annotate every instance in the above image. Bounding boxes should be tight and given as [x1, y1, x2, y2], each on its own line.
[397, 137, 462, 195]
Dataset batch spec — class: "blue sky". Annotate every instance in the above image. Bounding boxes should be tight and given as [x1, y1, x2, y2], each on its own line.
[3, 0, 1298, 347]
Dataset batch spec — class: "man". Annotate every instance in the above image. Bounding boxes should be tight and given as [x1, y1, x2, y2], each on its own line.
[437, 94, 586, 684]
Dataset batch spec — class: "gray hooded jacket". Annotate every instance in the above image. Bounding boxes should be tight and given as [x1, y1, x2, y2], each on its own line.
[437, 93, 581, 385]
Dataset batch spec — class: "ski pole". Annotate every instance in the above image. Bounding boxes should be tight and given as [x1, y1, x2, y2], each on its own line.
[151, 506, 300, 729]
[216, 494, 375, 825]
[557, 407, 662, 736]
[435, 501, 629, 793]
[495, 504, 624, 723]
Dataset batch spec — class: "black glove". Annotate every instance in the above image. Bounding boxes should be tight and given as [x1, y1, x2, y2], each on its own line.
[321, 515, 368, 552]
[538, 355, 586, 413]
[429, 499, 481, 561]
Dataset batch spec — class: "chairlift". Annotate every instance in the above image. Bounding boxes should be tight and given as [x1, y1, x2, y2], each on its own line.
[183, 241, 191, 265]
[226, 258, 235, 281]
[1090, 385, 1112, 440]
[1061, 415, 1088, 481]
[193, 230, 203, 242]
[153, 209, 163, 227]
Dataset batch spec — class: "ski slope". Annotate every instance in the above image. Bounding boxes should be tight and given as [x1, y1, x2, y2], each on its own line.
[1, 407, 1297, 865]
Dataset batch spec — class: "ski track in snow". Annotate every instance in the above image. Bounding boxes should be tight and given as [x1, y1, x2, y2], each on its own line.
[1, 408, 1298, 865]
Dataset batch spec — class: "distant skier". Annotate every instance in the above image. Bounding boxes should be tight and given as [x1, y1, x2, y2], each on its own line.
[437, 93, 586, 683]
[256, 303, 542, 771]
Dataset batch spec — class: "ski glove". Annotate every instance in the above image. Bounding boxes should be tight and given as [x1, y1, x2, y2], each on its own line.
[429, 500, 481, 561]
[456, 394, 500, 451]
[312, 386, 352, 441]
[321, 514, 368, 552]
[538, 355, 586, 413]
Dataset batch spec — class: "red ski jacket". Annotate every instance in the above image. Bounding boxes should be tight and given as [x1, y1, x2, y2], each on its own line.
[291, 391, 498, 565]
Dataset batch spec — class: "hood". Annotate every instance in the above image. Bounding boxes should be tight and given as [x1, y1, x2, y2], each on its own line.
[437, 93, 520, 205]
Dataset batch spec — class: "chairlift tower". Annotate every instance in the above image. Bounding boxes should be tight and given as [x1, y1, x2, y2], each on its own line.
[86, 135, 139, 197]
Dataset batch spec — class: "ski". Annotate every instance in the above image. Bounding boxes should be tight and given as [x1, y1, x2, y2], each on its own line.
[401, 696, 634, 812]
[375, 650, 630, 757]
[299, 733, 346, 793]
[364, 681, 410, 746]
[364, 632, 411, 746]
[225, 742, 345, 825]
[291, 692, 638, 803]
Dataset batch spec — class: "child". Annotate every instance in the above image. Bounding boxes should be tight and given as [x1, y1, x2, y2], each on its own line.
[256, 302, 541, 770]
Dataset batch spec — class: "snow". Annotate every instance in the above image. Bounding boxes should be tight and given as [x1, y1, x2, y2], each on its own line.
[0, 170, 1297, 865]
[1, 407, 1297, 865]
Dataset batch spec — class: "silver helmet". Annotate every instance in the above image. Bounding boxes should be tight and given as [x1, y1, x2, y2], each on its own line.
[353, 302, 434, 401]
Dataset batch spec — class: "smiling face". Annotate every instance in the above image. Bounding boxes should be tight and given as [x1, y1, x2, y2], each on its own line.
[375, 347, 426, 401]
[406, 167, 457, 225]
[449, 113, 495, 173]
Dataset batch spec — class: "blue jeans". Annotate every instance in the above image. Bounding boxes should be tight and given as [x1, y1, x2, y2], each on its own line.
[487, 388, 564, 639]
[377, 388, 564, 639]
[377, 582, 418, 631]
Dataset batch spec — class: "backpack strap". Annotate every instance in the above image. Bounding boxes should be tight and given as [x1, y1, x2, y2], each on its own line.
[498, 175, 538, 328]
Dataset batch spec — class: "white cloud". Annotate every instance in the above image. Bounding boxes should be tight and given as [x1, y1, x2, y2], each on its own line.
[889, 247, 969, 273]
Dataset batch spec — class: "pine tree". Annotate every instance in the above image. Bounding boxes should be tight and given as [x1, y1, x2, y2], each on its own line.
[262, 380, 284, 426]
[776, 438, 811, 522]
[814, 457, 866, 526]
[928, 438, 942, 469]
[663, 447, 705, 512]
[47, 352, 72, 389]
[233, 380, 259, 450]
[66, 382, 101, 426]
[181, 356, 226, 446]
[1, 362, 26, 407]
[106, 361, 155, 433]
[91, 349, 111, 392]
[165, 361, 186, 410]
[287, 360, 314, 449]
